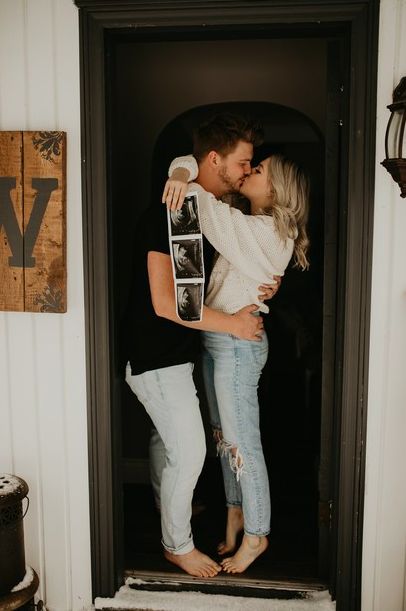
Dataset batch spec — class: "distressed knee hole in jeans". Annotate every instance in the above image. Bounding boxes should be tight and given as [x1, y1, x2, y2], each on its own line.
[212, 427, 244, 482]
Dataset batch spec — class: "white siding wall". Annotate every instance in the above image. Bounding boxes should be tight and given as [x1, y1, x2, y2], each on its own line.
[0, 1, 406, 610]
[0, 2, 92, 610]
[362, 1, 406, 610]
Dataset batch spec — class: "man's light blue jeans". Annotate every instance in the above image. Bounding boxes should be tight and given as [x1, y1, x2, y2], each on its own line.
[125, 361, 206, 555]
[202, 331, 271, 537]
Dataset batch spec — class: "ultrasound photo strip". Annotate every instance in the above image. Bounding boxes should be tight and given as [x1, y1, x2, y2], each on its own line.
[167, 191, 204, 321]
[176, 283, 204, 322]
[168, 193, 201, 236]
[172, 239, 204, 279]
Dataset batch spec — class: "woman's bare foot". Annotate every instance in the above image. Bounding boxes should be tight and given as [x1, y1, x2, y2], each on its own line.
[164, 548, 221, 578]
[217, 506, 244, 555]
[221, 534, 268, 573]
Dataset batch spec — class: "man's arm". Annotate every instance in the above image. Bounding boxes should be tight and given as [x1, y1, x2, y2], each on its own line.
[148, 251, 263, 341]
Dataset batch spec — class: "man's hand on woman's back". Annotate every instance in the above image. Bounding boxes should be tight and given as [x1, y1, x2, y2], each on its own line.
[257, 276, 282, 302]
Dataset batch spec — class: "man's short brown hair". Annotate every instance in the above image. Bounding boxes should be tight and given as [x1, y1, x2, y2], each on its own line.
[192, 113, 263, 162]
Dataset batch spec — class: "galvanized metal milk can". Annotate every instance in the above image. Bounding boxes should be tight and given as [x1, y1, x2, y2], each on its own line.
[0, 474, 29, 595]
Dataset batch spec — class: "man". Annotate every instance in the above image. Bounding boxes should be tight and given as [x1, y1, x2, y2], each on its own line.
[124, 113, 278, 578]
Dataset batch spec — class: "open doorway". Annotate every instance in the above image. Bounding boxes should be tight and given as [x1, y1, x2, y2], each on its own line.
[74, 0, 378, 606]
[106, 31, 340, 590]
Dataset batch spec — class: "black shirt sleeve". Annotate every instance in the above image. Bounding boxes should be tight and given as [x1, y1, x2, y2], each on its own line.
[142, 204, 171, 256]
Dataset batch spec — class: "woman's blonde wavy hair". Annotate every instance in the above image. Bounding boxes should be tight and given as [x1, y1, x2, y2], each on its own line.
[261, 154, 310, 270]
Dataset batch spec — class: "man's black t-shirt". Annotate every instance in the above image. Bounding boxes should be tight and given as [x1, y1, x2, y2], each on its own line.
[123, 204, 213, 376]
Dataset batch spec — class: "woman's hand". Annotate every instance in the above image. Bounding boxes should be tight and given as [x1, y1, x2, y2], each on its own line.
[162, 167, 190, 211]
[231, 304, 264, 341]
[258, 275, 282, 302]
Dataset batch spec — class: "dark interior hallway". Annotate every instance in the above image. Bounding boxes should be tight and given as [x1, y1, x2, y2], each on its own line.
[107, 31, 334, 586]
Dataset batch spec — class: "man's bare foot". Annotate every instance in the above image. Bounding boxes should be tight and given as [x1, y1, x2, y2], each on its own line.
[217, 506, 244, 555]
[164, 548, 221, 578]
[221, 534, 268, 573]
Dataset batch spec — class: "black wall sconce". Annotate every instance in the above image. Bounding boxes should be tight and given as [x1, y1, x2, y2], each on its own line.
[381, 77, 406, 198]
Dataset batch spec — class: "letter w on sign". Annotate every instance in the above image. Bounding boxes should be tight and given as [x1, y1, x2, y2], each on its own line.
[0, 131, 66, 312]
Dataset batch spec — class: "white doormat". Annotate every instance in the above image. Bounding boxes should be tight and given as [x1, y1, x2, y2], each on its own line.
[95, 581, 335, 611]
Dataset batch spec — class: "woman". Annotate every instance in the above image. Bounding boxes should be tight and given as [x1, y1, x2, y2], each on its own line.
[163, 153, 310, 573]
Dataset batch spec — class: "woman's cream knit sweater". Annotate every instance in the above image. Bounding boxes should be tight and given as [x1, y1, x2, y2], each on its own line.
[169, 156, 294, 314]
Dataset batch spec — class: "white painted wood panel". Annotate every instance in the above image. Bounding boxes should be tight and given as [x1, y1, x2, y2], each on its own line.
[0, 315, 14, 474]
[0, 0, 406, 610]
[362, 1, 406, 610]
[0, 1, 91, 610]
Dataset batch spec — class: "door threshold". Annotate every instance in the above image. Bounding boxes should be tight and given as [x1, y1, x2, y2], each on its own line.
[124, 569, 327, 599]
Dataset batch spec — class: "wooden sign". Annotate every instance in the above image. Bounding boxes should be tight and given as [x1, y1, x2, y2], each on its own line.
[0, 131, 66, 312]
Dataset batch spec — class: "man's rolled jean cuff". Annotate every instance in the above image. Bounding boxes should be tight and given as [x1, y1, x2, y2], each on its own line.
[162, 537, 195, 555]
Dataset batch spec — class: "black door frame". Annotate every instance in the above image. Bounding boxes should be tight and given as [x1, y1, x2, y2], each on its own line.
[74, 1, 379, 609]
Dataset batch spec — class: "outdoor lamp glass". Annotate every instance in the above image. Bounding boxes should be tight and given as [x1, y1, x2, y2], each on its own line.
[381, 77, 406, 198]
